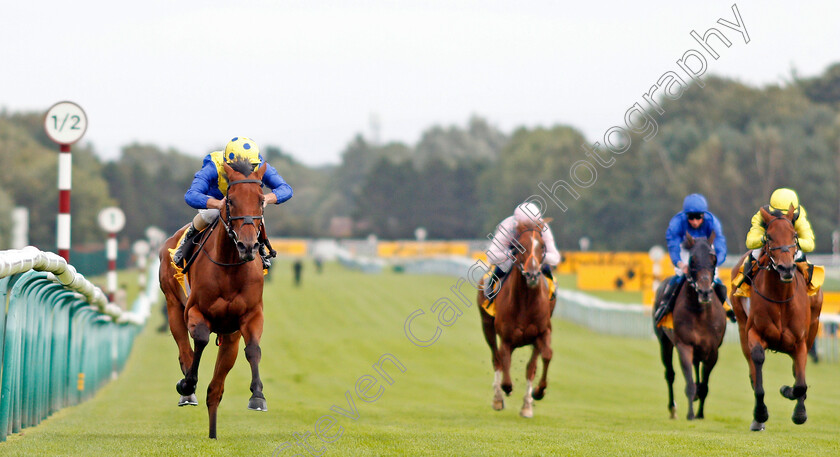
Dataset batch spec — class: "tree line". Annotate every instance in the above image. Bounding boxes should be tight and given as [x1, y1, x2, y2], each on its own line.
[1, 64, 839, 255]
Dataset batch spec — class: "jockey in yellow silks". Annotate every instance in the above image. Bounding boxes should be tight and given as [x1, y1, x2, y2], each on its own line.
[734, 188, 821, 296]
[483, 202, 561, 302]
[172, 136, 293, 270]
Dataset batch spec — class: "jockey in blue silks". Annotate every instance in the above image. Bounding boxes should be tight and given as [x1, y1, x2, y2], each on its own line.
[654, 193, 734, 325]
[172, 136, 293, 270]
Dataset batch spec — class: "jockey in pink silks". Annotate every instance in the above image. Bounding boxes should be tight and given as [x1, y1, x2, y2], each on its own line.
[483, 202, 561, 300]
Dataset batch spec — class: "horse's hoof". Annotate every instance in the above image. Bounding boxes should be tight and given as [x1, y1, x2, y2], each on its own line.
[531, 388, 545, 401]
[176, 379, 195, 396]
[750, 421, 766, 432]
[492, 396, 505, 410]
[248, 397, 267, 411]
[754, 404, 769, 424]
[669, 407, 677, 420]
[792, 404, 807, 425]
[520, 406, 533, 418]
[780, 385, 795, 400]
[178, 394, 198, 406]
[501, 384, 513, 396]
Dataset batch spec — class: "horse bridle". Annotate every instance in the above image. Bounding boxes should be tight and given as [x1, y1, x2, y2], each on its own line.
[222, 178, 264, 247]
[685, 243, 715, 296]
[763, 216, 798, 272]
[750, 216, 799, 303]
[514, 228, 546, 276]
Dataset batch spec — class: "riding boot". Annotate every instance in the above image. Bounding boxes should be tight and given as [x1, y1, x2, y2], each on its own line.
[654, 276, 683, 325]
[714, 280, 736, 323]
[259, 243, 272, 270]
[541, 264, 556, 300]
[257, 220, 275, 270]
[484, 265, 507, 301]
[734, 253, 756, 297]
[172, 223, 201, 267]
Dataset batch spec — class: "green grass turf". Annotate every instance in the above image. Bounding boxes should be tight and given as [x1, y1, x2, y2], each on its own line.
[2, 260, 840, 456]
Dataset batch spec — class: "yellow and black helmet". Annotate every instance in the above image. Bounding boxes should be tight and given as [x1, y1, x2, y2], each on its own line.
[224, 136, 261, 166]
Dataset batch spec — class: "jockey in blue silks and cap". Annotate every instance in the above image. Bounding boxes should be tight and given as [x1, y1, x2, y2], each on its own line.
[172, 136, 293, 270]
[654, 193, 735, 325]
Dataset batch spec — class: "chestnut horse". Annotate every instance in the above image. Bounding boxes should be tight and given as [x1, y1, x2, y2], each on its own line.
[159, 159, 269, 439]
[729, 205, 823, 431]
[477, 218, 556, 418]
[653, 233, 726, 420]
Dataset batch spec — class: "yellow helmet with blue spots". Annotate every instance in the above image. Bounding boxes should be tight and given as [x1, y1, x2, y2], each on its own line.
[769, 188, 799, 213]
[224, 136, 261, 165]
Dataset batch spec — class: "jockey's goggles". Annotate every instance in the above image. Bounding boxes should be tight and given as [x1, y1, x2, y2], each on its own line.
[687, 212, 704, 220]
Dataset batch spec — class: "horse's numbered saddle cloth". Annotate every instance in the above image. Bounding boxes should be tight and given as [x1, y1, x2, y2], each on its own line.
[480, 269, 557, 317]
[732, 260, 824, 297]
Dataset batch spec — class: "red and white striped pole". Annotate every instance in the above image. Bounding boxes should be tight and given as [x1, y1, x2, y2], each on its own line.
[98, 207, 125, 303]
[106, 231, 118, 302]
[44, 101, 87, 262]
[57, 144, 72, 261]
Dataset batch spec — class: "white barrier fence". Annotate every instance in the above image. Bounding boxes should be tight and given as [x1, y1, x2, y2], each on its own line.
[0, 246, 156, 324]
[556, 289, 840, 363]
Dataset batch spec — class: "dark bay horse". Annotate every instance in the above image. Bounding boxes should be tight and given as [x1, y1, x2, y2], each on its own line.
[159, 159, 269, 439]
[729, 205, 823, 431]
[653, 233, 726, 420]
[477, 218, 556, 418]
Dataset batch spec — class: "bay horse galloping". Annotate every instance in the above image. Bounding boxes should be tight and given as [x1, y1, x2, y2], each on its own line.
[477, 218, 556, 418]
[653, 233, 726, 420]
[159, 159, 269, 439]
[729, 205, 823, 431]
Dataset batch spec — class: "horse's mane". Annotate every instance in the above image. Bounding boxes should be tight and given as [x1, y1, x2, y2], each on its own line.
[227, 158, 257, 178]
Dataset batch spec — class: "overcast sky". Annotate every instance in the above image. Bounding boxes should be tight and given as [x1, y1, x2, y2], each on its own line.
[2, 0, 839, 166]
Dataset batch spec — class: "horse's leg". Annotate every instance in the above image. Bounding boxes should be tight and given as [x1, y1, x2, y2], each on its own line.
[674, 342, 696, 420]
[480, 311, 504, 411]
[696, 351, 718, 420]
[163, 293, 198, 406]
[657, 330, 677, 419]
[693, 361, 701, 402]
[207, 332, 240, 439]
[164, 294, 192, 374]
[532, 330, 552, 401]
[240, 311, 267, 411]
[780, 342, 809, 425]
[806, 292, 822, 355]
[499, 340, 514, 397]
[176, 307, 211, 398]
[747, 329, 768, 431]
[520, 346, 538, 418]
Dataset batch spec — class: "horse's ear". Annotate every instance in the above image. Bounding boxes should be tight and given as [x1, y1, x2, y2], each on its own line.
[760, 206, 773, 223]
[786, 203, 796, 221]
[540, 217, 553, 231]
[708, 231, 716, 246]
[222, 161, 235, 178]
[256, 162, 267, 180]
[683, 231, 695, 248]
